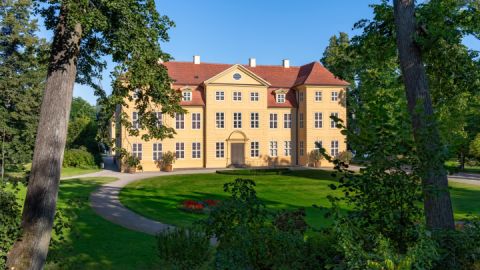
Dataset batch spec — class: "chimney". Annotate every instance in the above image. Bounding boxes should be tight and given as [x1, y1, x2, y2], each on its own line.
[249, 58, 256, 67]
[282, 59, 290, 68]
[193, 55, 201, 64]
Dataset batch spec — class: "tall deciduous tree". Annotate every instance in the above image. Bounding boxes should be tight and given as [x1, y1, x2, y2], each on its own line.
[0, 0, 47, 173]
[7, 1, 182, 268]
[393, 0, 454, 229]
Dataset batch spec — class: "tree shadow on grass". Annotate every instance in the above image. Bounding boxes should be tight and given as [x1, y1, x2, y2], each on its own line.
[449, 184, 480, 220]
[45, 178, 158, 270]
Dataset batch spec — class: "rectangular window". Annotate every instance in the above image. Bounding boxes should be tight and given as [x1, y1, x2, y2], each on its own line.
[153, 143, 162, 161]
[276, 94, 286, 103]
[269, 141, 278, 157]
[175, 142, 185, 159]
[192, 113, 201, 129]
[331, 140, 339, 157]
[250, 141, 259, 157]
[299, 113, 304, 128]
[233, 91, 242, 101]
[132, 112, 139, 129]
[155, 112, 163, 128]
[250, 92, 259, 101]
[192, 142, 201, 159]
[269, 113, 278, 129]
[216, 112, 225, 128]
[314, 112, 323, 128]
[233, 112, 242, 128]
[331, 91, 338, 101]
[215, 91, 224, 101]
[182, 91, 192, 101]
[284, 141, 292, 156]
[299, 141, 304, 156]
[331, 112, 339, 128]
[175, 113, 184, 129]
[132, 143, 142, 160]
[299, 92, 304, 102]
[250, 112, 259, 128]
[283, 113, 292, 128]
[216, 142, 225, 158]
[315, 91, 322, 102]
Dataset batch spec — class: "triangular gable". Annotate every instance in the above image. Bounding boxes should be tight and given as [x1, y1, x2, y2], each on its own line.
[204, 64, 271, 86]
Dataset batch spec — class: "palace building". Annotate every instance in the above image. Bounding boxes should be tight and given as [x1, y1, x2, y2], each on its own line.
[112, 56, 348, 171]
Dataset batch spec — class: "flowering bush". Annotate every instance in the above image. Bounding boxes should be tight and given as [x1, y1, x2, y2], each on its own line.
[180, 199, 220, 213]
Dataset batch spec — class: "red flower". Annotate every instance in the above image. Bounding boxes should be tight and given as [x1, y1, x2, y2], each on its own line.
[182, 200, 204, 210]
[204, 199, 220, 207]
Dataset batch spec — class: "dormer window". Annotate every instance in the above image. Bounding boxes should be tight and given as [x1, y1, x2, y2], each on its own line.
[180, 86, 192, 101]
[274, 89, 288, 103]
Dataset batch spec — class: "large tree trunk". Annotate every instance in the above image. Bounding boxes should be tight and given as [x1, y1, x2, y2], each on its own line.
[6, 9, 82, 269]
[393, 0, 455, 230]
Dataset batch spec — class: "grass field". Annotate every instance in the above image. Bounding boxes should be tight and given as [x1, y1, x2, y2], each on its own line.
[445, 160, 480, 174]
[5, 166, 101, 179]
[13, 178, 157, 270]
[120, 170, 480, 229]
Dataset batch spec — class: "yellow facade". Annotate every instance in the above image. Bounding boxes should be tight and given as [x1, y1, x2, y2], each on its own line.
[114, 62, 347, 171]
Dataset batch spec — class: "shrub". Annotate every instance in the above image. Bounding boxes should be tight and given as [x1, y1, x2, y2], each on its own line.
[308, 150, 324, 165]
[0, 185, 21, 268]
[469, 133, 480, 160]
[62, 147, 98, 168]
[161, 151, 176, 166]
[156, 227, 212, 270]
[337, 150, 354, 164]
[273, 208, 308, 234]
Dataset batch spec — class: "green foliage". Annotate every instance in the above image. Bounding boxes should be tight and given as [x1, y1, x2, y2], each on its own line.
[469, 134, 480, 160]
[215, 168, 290, 176]
[160, 151, 176, 165]
[69, 97, 96, 121]
[0, 0, 47, 171]
[0, 184, 21, 268]
[62, 148, 98, 168]
[273, 208, 308, 234]
[156, 227, 212, 270]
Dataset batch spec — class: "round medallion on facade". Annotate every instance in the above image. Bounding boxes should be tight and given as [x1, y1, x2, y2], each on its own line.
[233, 73, 242, 80]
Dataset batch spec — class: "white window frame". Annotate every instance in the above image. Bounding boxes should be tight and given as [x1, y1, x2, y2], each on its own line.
[250, 141, 259, 157]
[299, 92, 304, 102]
[233, 91, 242, 101]
[269, 113, 278, 129]
[192, 113, 201, 129]
[269, 141, 278, 157]
[315, 91, 322, 102]
[216, 142, 225, 158]
[283, 113, 292, 128]
[331, 91, 338, 101]
[156, 112, 163, 128]
[192, 142, 201, 159]
[250, 112, 259, 128]
[299, 141, 304, 156]
[153, 143, 163, 161]
[331, 112, 339, 128]
[276, 93, 286, 103]
[132, 112, 139, 129]
[132, 143, 142, 160]
[175, 113, 184, 130]
[175, 142, 185, 159]
[331, 140, 339, 157]
[314, 112, 323, 128]
[215, 91, 225, 101]
[233, 112, 242, 129]
[284, 141, 292, 156]
[299, 113, 304, 128]
[182, 91, 192, 101]
[250, 92, 259, 101]
[216, 112, 225, 128]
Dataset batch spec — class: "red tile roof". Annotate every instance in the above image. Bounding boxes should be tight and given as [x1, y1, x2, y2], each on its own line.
[164, 61, 348, 107]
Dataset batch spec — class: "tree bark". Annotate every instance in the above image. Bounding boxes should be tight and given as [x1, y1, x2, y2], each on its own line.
[6, 8, 82, 270]
[393, 0, 455, 230]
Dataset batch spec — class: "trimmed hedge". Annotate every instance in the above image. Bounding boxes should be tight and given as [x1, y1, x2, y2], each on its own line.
[216, 168, 291, 176]
[63, 148, 98, 169]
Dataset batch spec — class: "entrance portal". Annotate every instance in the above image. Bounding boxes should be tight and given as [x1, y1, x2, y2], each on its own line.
[230, 143, 245, 166]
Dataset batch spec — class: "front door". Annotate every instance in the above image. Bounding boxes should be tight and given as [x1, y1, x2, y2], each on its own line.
[230, 143, 245, 166]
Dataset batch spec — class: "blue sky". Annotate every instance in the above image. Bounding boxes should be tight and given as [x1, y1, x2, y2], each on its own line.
[37, 1, 480, 105]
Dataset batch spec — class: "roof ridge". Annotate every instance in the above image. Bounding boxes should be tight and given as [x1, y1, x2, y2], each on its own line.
[165, 60, 304, 68]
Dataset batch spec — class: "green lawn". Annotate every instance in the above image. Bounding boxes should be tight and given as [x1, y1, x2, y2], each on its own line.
[13, 177, 158, 270]
[120, 170, 480, 229]
[445, 160, 480, 174]
[60, 167, 101, 177]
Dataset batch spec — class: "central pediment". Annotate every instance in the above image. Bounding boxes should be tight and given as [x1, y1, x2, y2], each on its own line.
[204, 64, 271, 86]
